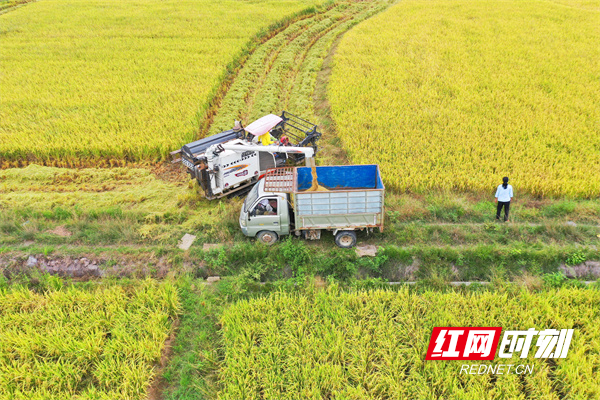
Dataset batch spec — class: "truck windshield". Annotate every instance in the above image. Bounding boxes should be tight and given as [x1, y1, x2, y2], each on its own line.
[244, 183, 260, 212]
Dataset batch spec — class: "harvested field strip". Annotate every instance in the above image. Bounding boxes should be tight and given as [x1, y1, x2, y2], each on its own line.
[1, 166, 598, 249]
[219, 288, 600, 399]
[0, 0, 35, 14]
[0, 279, 179, 399]
[207, 0, 395, 136]
[197, 2, 335, 140]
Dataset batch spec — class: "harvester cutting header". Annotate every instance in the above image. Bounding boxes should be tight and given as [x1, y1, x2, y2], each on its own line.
[172, 111, 321, 200]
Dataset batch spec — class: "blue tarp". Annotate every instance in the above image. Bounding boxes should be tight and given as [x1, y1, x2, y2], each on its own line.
[296, 165, 384, 191]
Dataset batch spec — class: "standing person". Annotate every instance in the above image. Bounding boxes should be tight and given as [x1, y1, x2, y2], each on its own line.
[495, 177, 513, 222]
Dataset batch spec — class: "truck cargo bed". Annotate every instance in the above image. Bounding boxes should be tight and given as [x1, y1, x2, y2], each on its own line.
[292, 165, 384, 231]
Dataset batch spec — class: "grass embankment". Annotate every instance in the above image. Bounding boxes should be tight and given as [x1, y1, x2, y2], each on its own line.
[0, 0, 324, 166]
[0, 277, 179, 399]
[1, 165, 599, 281]
[161, 277, 224, 400]
[329, 0, 600, 197]
[160, 278, 600, 399]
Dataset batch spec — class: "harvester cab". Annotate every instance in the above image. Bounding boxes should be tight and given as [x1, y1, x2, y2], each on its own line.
[171, 111, 321, 200]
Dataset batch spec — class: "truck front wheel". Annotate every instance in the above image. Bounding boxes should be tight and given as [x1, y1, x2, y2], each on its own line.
[335, 231, 357, 248]
[257, 230, 279, 245]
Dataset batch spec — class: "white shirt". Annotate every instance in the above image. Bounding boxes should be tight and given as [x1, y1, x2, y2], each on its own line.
[495, 184, 513, 202]
[257, 199, 273, 213]
[258, 198, 273, 212]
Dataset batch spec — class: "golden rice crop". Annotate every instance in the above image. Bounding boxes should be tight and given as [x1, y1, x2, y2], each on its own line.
[329, 0, 600, 198]
[0, 0, 322, 167]
[219, 287, 600, 399]
[0, 278, 179, 399]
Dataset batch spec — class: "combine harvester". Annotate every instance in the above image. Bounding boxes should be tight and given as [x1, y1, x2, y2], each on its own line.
[239, 165, 385, 248]
[171, 112, 321, 199]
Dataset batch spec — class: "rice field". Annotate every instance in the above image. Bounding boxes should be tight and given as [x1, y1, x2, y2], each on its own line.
[0, 279, 179, 399]
[1, 1, 599, 397]
[0, 0, 323, 167]
[329, 0, 600, 198]
[219, 287, 600, 399]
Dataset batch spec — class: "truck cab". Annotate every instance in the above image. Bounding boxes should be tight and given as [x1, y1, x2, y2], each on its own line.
[240, 165, 385, 248]
[239, 179, 290, 244]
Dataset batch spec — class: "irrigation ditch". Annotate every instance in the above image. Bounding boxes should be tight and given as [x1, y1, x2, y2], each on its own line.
[4, 245, 599, 282]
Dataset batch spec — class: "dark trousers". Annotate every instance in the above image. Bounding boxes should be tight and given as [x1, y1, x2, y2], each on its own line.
[496, 201, 510, 221]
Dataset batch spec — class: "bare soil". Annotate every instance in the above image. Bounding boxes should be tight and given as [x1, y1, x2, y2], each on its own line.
[0, 253, 184, 280]
[146, 319, 180, 400]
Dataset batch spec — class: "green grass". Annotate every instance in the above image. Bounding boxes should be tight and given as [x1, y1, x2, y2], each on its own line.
[0, 0, 323, 166]
[3, 239, 599, 283]
[161, 277, 223, 400]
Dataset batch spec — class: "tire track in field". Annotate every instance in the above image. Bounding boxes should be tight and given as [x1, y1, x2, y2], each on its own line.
[0, 0, 36, 15]
[205, 0, 397, 139]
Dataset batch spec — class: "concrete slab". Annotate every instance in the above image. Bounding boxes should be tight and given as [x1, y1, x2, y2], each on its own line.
[179, 234, 197, 251]
[356, 244, 378, 257]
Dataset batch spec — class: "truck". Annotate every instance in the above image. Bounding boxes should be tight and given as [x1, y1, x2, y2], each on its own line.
[171, 112, 321, 199]
[239, 164, 385, 248]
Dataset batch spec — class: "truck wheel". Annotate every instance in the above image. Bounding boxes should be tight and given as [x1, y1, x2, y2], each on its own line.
[257, 230, 278, 245]
[335, 231, 357, 248]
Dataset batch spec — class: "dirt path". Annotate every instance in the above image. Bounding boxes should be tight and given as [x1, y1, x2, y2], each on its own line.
[146, 319, 179, 400]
